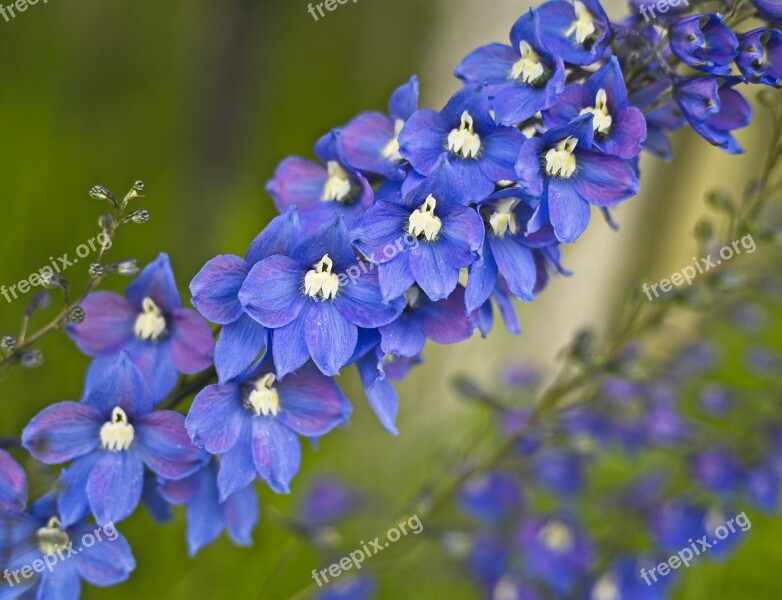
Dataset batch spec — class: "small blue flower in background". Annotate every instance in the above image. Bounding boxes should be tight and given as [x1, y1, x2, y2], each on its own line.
[338, 76, 419, 181]
[266, 131, 374, 236]
[160, 461, 258, 557]
[239, 215, 404, 377]
[537, 0, 612, 66]
[736, 28, 782, 86]
[68, 253, 214, 402]
[691, 447, 741, 495]
[186, 357, 351, 499]
[313, 575, 377, 600]
[0, 449, 26, 512]
[22, 353, 204, 526]
[629, 82, 686, 162]
[457, 471, 523, 524]
[455, 9, 566, 125]
[542, 57, 647, 159]
[298, 478, 359, 526]
[0, 490, 134, 599]
[590, 558, 672, 600]
[398, 84, 525, 203]
[532, 448, 584, 495]
[669, 14, 738, 75]
[352, 158, 484, 302]
[515, 114, 639, 243]
[190, 208, 301, 382]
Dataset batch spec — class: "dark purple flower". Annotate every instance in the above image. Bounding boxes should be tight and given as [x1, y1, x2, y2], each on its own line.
[737, 28, 782, 87]
[239, 215, 403, 377]
[68, 253, 214, 402]
[186, 358, 351, 499]
[266, 132, 374, 236]
[515, 114, 639, 243]
[669, 14, 738, 75]
[339, 76, 419, 181]
[22, 353, 205, 526]
[455, 9, 566, 125]
[190, 208, 301, 382]
[542, 57, 647, 159]
[160, 461, 258, 556]
[352, 158, 484, 302]
[751, 0, 782, 22]
[0, 449, 26, 513]
[537, 0, 612, 65]
[398, 84, 525, 203]
[674, 77, 752, 154]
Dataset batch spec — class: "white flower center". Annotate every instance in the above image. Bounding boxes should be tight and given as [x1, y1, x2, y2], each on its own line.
[408, 195, 442, 242]
[565, 0, 596, 45]
[489, 198, 519, 237]
[544, 137, 578, 179]
[493, 577, 521, 600]
[538, 520, 574, 553]
[579, 88, 612, 135]
[304, 254, 340, 300]
[381, 119, 405, 162]
[511, 41, 545, 85]
[37, 517, 70, 556]
[404, 285, 421, 309]
[591, 575, 621, 600]
[322, 161, 353, 203]
[447, 111, 482, 159]
[246, 373, 281, 417]
[134, 297, 166, 341]
[100, 407, 135, 452]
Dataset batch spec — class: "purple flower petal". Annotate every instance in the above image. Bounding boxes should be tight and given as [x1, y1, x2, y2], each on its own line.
[214, 314, 268, 383]
[170, 308, 214, 374]
[409, 243, 460, 301]
[304, 301, 358, 376]
[22, 402, 102, 464]
[379, 311, 427, 357]
[239, 255, 307, 328]
[251, 418, 301, 494]
[378, 253, 415, 303]
[488, 236, 537, 302]
[57, 453, 100, 527]
[66, 292, 136, 356]
[357, 350, 399, 435]
[547, 179, 591, 243]
[266, 156, 327, 213]
[479, 126, 527, 182]
[189, 255, 249, 325]
[398, 109, 449, 175]
[466, 239, 500, 313]
[337, 268, 404, 328]
[571, 152, 639, 207]
[272, 316, 311, 379]
[0, 449, 27, 512]
[420, 285, 474, 344]
[388, 75, 419, 122]
[123, 339, 180, 402]
[223, 482, 259, 546]
[84, 352, 155, 418]
[455, 43, 519, 93]
[277, 363, 352, 436]
[86, 450, 145, 524]
[245, 206, 302, 265]
[186, 383, 247, 454]
[136, 411, 205, 480]
[126, 253, 182, 312]
[217, 423, 256, 501]
[73, 523, 135, 585]
[340, 112, 405, 180]
[351, 200, 411, 264]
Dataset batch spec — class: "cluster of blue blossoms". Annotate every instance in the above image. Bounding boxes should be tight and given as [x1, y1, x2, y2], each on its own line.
[2, 0, 782, 596]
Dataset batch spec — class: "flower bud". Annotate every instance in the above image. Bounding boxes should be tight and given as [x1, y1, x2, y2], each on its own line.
[69, 306, 86, 324]
[127, 209, 150, 224]
[88, 263, 104, 279]
[40, 272, 66, 290]
[20, 349, 44, 369]
[0, 336, 16, 352]
[123, 181, 145, 205]
[98, 214, 114, 231]
[116, 259, 139, 276]
[89, 185, 117, 207]
[25, 292, 51, 317]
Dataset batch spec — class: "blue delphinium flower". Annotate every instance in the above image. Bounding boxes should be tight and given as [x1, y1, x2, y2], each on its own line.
[515, 114, 639, 243]
[751, 0, 782, 22]
[629, 82, 686, 161]
[590, 558, 672, 600]
[239, 215, 404, 377]
[736, 28, 782, 86]
[313, 575, 377, 600]
[465, 187, 560, 313]
[673, 76, 752, 154]
[68, 253, 214, 402]
[298, 478, 359, 526]
[457, 471, 523, 524]
[22, 353, 204, 525]
[354, 337, 404, 435]
[542, 57, 647, 159]
[399, 84, 525, 203]
[536, 0, 612, 66]
[532, 448, 584, 495]
[339, 76, 419, 181]
[186, 357, 351, 499]
[455, 9, 566, 125]
[266, 132, 374, 236]
[669, 14, 739, 75]
[160, 460, 258, 556]
[0, 494, 135, 600]
[0, 449, 26, 512]
[190, 208, 300, 382]
[352, 158, 484, 302]
[691, 447, 741, 494]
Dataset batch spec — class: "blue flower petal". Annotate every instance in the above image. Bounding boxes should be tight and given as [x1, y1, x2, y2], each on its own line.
[251, 418, 302, 494]
[215, 314, 268, 383]
[277, 363, 352, 437]
[22, 402, 101, 464]
[126, 253, 182, 312]
[304, 301, 358, 376]
[86, 450, 145, 525]
[187, 383, 247, 454]
[189, 255, 249, 325]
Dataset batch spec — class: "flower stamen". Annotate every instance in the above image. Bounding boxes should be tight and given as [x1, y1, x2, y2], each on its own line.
[408, 195, 442, 241]
[100, 407, 135, 452]
[322, 161, 353, 203]
[381, 119, 406, 162]
[37, 517, 70, 556]
[447, 111, 482, 159]
[304, 254, 340, 300]
[134, 297, 166, 341]
[246, 373, 281, 417]
[511, 41, 546, 85]
[565, 1, 596, 45]
[489, 198, 519, 237]
[544, 137, 578, 179]
[579, 88, 613, 136]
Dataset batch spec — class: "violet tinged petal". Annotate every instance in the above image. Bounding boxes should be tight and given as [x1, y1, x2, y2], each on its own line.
[388, 75, 419, 122]
[603, 107, 647, 159]
[0, 449, 27, 512]
[419, 285, 475, 345]
[251, 418, 302, 494]
[57, 453, 100, 527]
[277, 363, 352, 436]
[66, 292, 136, 356]
[189, 255, 249, 325]
[337, 268, 404, 329]
[455, 43, 519, 91]
[356, 350, 399, 435]
[186, 383, 247, 454]
[466, 239, 500, 314]
[479, 126, 527, 183]
[304, 301, 358, 377]
[488, 235, 538, 302]
[398, 109, 450, 175]
[0, 510, 39, 550]
[183, 471, 225, 556]
[441, 84, 494, 130]
[73, 523, 135, 585]
[223, 483, 259, 546]
[340, 112, 405, 180]
[542, 84, 589, 129]
[123, 339, 179, 403]
[37, 562, 81, 600]
[215, 313, 268, 383]
[239, 255, 307, 328]
[245, 206, 302, 265]
[409, 243, 460, 301]
[351, 200, 411, 265]
[22, 402, 101, 464]
[125, 253, 183, 312]
[515, 137, 547, 197]
[292, 214, 356, 269]
[83, 352, 155, 417]
[547, 179, 591, 243]
[86, 450, 145, 525]
[266, 156, 326, 214]
[379, 312, 427, 358]
[493, 84, 551, 127]
[136, 411, 205, 480]
[169, 308, 214, 374]
[378, 253, 416, 303]
[450, 159, 496, 204]
[571, 152, 639, 207]
[440, 206, 485, 265]
[217, 423, 257, 502]
[272, 315, 311, 380]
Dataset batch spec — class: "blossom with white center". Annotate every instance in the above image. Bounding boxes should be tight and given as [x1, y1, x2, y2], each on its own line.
[134, 297, 166, 341]
[538, 520, 574, 552]
[304, 254, 340, 300]
[511, 41, 546, 85]
[447, 111, 482, 159]
[246, 373, 281, 417]
[37, 516, 71, 556]
[408, 195, 442, 241]
[565, 1, 596, 45]
[545, 137, 578, 178]
[100, 407, 135, 452]
[591, 574, 621, 600]
[381, 119, 406, 162]
[489, 198, 519, 237]
[580, 88, 613, 135]
[322, 161, 353, 203]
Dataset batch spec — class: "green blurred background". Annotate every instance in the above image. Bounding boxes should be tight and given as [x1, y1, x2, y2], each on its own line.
[1, 0, 781, 598]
